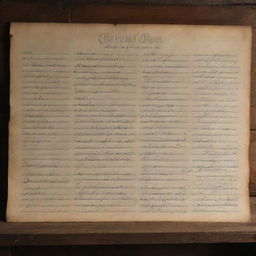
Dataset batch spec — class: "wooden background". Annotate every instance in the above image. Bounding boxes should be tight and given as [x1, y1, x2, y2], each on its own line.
[1, 0, 256, 255]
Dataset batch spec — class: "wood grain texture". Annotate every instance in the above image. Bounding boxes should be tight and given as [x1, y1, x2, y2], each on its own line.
[76, 0, 256, 4]
[250, 131, 256, 193]
[249, 28, 256, 188]
[250, 108, 256, 130]
[0, 197, 256, 245]
[7, 0, 256, 6]
[251, 28, 256, 108]
[70, 4, 256, 25]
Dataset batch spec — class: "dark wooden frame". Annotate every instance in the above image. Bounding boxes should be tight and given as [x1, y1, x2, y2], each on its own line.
[1, 1, 256, 245]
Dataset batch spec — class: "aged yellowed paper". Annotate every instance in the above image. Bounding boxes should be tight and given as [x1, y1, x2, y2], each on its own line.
[7, 23, 251, 222]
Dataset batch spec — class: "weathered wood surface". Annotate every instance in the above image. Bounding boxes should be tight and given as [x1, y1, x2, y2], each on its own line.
[251, 108, 256, 130]
[250, 131, 256, 194]
[0, 197, 255, 245]
[70, 4, 256, 25]
[5, 0, 256, 6]
[83, 0, 256, 4]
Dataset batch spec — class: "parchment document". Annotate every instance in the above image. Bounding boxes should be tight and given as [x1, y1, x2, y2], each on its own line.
[7, 23, 251, 222]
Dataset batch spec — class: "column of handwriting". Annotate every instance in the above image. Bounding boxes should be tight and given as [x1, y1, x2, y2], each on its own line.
[72, 52, 138, 213]
[138, 53, 190, 214]
[20, 51, 73, 213]
[191, 54, 240, 213]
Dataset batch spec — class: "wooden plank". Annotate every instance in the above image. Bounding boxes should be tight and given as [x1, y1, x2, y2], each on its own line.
[250, 131, 256, 193]
[250, 131, 256, 153]
[249, 131, 256, 192]
[251, 28, 256, 107]
[4, 0, 256, 5]
[0, 2, 69, 23]
[251, 107, 256, 130]
[77, 0, 256, 5]
[70, 4, 256, 25]
[0, 197, 254, 245]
